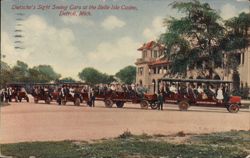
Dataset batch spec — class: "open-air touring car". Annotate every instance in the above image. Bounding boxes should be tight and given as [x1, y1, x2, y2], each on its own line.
[93, 87, 159, 109]
[4, 83, 29, 102]
[31, 82, 92, 106]
[158, 78, 241, 113]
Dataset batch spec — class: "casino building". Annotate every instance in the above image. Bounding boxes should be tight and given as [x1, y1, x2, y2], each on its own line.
[135, 41, 169, 93]
[135, 27, 250, 93]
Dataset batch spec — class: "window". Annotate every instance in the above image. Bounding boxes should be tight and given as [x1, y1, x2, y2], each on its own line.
[157, 67, 160, 74]
[142, 51, 147, 58]
[153, 67, 156, 74]
[139, 67, 144, 75]
[242, 53, 245, 65]
[154, 50, 157, 58]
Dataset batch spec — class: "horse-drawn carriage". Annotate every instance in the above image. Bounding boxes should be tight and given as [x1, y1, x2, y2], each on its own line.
[159, 78, 241, 113]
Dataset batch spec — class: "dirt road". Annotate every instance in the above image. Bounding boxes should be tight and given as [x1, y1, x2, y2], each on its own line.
[0, 101, 249, 144]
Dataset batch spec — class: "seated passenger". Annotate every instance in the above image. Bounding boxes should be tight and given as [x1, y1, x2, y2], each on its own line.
[207, 85, 216, 99]
[197, 85, 204, 94]
[216, 86, 224, 103]
[187, 84, 195, 99]
[169, 84, 177, 94]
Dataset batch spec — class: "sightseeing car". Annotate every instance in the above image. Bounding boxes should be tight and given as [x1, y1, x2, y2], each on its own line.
[94, 88, 158, 109]
[57, 83, 90, 106]
[159, 78, 241, 113]
[6, 84, 29, 102]
[31, 83, 60, 104]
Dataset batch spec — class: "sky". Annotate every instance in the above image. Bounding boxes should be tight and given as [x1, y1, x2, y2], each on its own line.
[1, 0, 249, 79]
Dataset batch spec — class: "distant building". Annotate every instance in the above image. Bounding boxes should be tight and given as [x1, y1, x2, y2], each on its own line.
[135, 41, 169, 93]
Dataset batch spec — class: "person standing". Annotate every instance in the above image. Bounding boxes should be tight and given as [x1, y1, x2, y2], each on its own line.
[91, 88, 95, 107]
[157, 92, 164, 110]
[7, 86, 12, 102]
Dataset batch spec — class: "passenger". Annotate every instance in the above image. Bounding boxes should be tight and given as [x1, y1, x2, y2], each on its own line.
[111, 84, 116, 91]
[197, 85, 204, 94]
[201, 85, 208, 99]
[99, 84, 103, 95]
[131, 83, 135, 90]
[165, 84, 171, 96]
[193, 85, 198, 96]
[69, 86, 74, 96]
[216, 86, 224, 103]
[44, 86, 48, 92]
[179, 84, 187, 96]
[103, 85, 108, 95]
[40, 86, 45, 96]
[117, 84, 123, 92]
[208, 85, 216, 99]
[187, 84, 196, 99]
[169, 83, 177, 94]
[143, 85, 148, 93]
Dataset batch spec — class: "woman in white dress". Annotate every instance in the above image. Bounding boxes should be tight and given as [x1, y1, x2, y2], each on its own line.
[216, 86, 224, 103]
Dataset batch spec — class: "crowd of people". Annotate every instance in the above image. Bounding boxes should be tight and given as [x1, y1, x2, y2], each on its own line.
[1, 82, 231, 110]
[0, 86, 27, 103]
[160, 82, 230, 103]
[30, 83, 148, 106]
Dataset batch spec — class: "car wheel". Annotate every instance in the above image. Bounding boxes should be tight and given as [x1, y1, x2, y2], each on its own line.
[34, 97, 38, 104]
[45, 97, 51, 104]
[178, 100, 190, 111]
[116, 101, 124, 108]
[74, 98, 81, 106]
[150, 102, 158, 110]
[140, 100, 149, 109]
[228, 104, 239, 113]
[105, 99, 113, 108]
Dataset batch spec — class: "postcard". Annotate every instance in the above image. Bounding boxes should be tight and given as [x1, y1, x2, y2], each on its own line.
[1, 0, 250, 157]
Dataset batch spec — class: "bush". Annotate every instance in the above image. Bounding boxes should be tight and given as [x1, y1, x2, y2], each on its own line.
[118, 130, 133, 139]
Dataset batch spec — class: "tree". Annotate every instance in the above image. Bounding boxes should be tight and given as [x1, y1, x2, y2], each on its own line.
[161, 0, 225, 77]
[11, 60, 30, 82]
[222, 12, 250, 70]
[115, 66, 136, 84]
[59, 77, 76, 83]
[100, 73, 116, 84]
[78, 67, 116, 85]
[0, 61, 11, 85]
[78, 67, 103, 85]
[32, 65, 61, 82]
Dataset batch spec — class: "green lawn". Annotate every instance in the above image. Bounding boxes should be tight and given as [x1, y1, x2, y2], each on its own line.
[1, 130, 250, 158]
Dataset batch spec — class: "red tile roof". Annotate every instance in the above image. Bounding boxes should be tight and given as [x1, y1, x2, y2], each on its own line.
[137, 41, 165, 51]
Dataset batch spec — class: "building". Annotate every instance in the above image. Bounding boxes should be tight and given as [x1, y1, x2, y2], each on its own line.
[239, 27, 250, 87]
[135, 41, 169, 93]
[135, 32, 250, 92]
